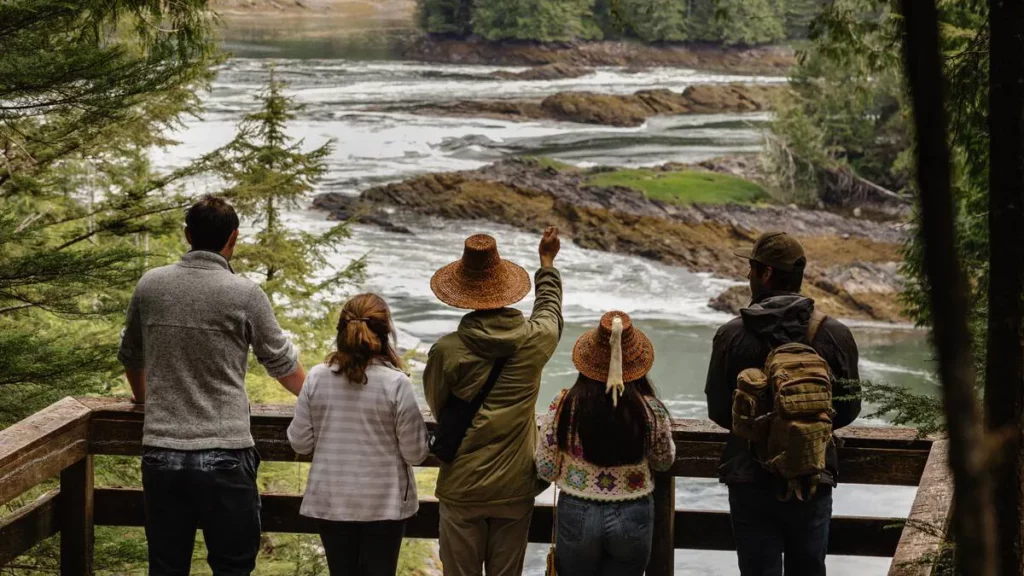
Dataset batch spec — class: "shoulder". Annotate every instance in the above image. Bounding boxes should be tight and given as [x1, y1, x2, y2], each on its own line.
[817, 316, 857, 348]
[305, 363, 335, 388]
[135, 263, 177, 292]
[644, 395, 671, 419]
[428, 333, 465, 360]
[713, 317, 745, 344]
[546, 389, 570, 412]
[368, 363, 411, 386]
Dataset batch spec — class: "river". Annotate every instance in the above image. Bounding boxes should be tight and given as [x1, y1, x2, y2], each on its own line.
[155, 16, 936, 575]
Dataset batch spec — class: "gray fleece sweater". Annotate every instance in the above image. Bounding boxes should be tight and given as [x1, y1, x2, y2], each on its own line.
[118, 251, 299, 450]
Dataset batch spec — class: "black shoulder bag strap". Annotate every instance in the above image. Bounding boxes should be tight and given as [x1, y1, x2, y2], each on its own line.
[429, 356, 509, 464]
[469, 356, 509, 413]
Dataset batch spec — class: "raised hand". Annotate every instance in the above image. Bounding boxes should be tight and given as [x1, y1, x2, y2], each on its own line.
[539, 226, 560, 268]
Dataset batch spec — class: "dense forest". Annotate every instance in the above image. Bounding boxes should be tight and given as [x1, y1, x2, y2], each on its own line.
[417, 0, 811, 44]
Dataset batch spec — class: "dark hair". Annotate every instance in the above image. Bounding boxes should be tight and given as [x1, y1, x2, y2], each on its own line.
[556, 374, 667, 467]
[753, 259, 805, 293]
[326, 293, 404, 385]
[185, 196, 239, 252]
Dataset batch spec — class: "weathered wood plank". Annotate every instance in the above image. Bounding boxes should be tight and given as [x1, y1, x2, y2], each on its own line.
[86, 401, 932, 485]
[93, 488, 902, 556]
[60, 456, 94, 576]
[647, 472, 675, 576]
[0, 398, 91, 507]
[888, 440, 952, 576]
[0, 490, 60, 567]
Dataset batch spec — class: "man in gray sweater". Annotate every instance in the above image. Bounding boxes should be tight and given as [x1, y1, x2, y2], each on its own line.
[118, 196, 305, 575]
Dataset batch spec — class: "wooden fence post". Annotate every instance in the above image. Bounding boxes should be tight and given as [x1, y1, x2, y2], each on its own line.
[647, 472, 675, 576]
[60, 456, 94, 575]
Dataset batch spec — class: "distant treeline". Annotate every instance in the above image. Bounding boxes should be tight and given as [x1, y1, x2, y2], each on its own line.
[417, 0, 822, 44]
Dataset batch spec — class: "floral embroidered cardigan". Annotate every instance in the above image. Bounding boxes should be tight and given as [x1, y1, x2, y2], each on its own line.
[535, 390, 676, 502]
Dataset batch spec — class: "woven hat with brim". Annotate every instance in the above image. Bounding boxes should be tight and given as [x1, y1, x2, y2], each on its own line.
[573, 311, 655, 384]
[430, 234, 532, 311]
[733, 231, 807, 272]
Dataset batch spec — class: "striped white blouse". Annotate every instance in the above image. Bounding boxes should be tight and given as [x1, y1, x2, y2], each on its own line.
[287, 362, 430, 522]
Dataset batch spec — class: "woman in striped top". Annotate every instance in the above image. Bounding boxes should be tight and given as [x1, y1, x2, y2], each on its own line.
[288, 293, 429, 576]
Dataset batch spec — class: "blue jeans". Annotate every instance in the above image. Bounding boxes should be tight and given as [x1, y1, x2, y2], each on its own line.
[728, 483, 833, 576]
[141, 447, 262, 576]
[555, 493, 653, 576]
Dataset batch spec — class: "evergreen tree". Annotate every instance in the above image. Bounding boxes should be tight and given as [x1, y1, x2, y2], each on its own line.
[472, 0, 598, 42]
[615, 0, 688, 42]
[418, 0, 474, 37]
[217, 70, 365, 350]
[689, 0, 787, 44]
[0, 0, 218, 425]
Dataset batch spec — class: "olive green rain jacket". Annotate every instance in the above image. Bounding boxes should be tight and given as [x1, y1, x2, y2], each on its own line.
[424, 267, 563, 505]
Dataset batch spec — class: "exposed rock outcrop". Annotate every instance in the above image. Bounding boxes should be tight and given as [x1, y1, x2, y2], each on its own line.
[315, 158, 908, 322]
[371, 84, 787, 127]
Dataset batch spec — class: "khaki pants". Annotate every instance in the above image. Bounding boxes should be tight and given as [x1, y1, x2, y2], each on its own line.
[438, 499, 534, 576]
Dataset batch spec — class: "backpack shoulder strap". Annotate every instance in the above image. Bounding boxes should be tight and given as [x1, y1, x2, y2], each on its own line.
[469, 356, 509, 411]
[808, 311, 828, 345]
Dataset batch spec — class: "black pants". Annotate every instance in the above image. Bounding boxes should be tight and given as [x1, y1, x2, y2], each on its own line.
[141, 447, 262, 576]
[315, 518, 406, 576]
[728, 483, 833, 576]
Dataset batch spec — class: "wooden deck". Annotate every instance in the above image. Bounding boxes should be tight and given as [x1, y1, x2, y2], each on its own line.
[0, 397, 953, 575]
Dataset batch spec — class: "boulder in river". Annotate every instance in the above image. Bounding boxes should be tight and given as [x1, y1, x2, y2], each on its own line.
[311, 193, 414, 235]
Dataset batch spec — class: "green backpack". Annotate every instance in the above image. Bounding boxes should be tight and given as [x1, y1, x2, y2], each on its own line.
[731, 312, 835, 500]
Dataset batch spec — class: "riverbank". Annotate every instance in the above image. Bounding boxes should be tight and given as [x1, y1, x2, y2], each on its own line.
[405, 37, 796, 75]
[314, 158, 908, 323]
[370, 83, 786, 127]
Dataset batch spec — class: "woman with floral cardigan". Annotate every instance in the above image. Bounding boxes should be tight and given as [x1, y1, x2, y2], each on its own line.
[536, 311, 675, 576]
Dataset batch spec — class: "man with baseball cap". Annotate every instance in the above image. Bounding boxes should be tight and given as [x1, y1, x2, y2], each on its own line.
[424, 227, 563, 576]
[705, 231, 862, 576]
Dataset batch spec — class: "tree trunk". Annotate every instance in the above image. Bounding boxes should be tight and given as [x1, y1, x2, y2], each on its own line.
[899, 0, 998, 574]
[987, 0, 1024, 573]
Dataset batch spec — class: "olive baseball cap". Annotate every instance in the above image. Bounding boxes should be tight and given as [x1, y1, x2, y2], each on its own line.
[733, 231, 807, 272]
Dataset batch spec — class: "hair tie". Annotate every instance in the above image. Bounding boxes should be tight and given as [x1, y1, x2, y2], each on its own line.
[606, 316, 625, 407]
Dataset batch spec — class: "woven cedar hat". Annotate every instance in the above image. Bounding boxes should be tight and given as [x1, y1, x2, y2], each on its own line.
[430, 234, 532, 310]
[572, 311, 655, 385]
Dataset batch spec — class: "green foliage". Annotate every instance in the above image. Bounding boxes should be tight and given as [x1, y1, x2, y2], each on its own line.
[217, 70, 365, 352]
[418, 0, 796, 44]
[0, 0, 218, 423]
[689, 0, 787, 45]
[613, 0, 688, 42]
[418, 0, 474, 36]
[767, 0, 990, 435]
[587, 169, 770, 204]
[472, 0, 599, 42]
[851, 380, 946, 436]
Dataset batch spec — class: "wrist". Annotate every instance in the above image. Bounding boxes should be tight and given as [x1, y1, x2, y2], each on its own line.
[540, 258, 556, 268]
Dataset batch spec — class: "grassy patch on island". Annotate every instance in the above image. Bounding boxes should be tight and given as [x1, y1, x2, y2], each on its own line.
[587, 169, 770, 205]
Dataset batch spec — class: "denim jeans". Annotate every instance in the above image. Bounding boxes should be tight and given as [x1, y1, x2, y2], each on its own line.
[141, 447, 262, 576]
[315, 519, 406, 576]
[728, 483, 833, 576]
[555, 494, 653, 576]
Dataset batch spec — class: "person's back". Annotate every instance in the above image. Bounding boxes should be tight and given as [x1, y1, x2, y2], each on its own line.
[536, 311, 676, 576]
[423, 228, 563, 576]
[118, 196, 306, 576]
[704, 231, 861, 576]
[288, 293, 429, 575]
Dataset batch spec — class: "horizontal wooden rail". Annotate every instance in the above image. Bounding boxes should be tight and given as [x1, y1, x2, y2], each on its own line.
[0, 490, 60, 567]
[0, 398, 90, 508]
[0, 397, 947, 575]
[91, 487, 904, 557]
[80, 398, 932, 486]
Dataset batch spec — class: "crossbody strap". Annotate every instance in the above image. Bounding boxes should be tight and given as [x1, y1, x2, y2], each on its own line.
[468, 356, 508, 412]
[808, 310, 828, 344]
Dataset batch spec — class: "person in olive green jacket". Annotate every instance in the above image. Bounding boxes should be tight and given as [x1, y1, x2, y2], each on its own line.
[424, 227, 563, 576]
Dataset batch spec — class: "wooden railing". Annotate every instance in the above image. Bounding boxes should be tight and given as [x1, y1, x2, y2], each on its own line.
[0, 397, 952, 575]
